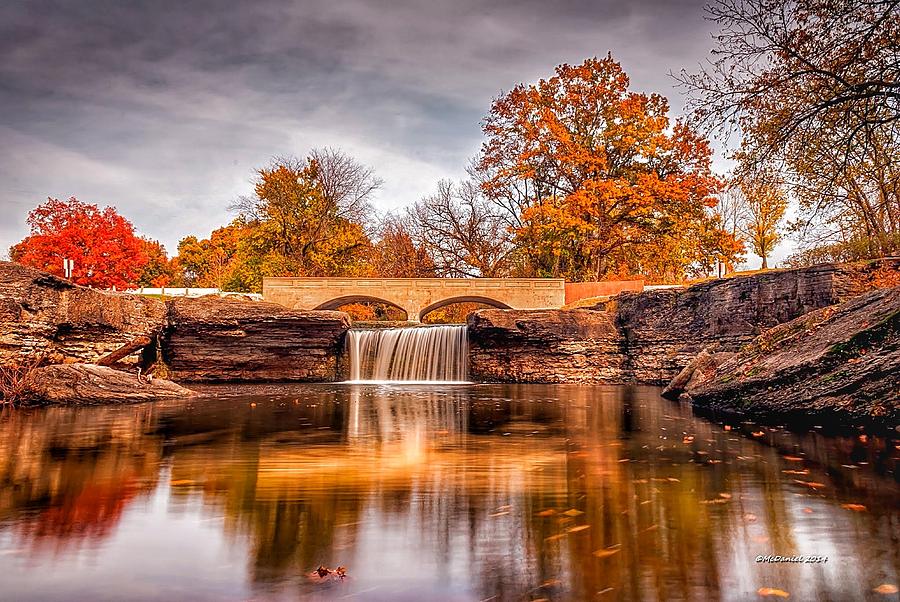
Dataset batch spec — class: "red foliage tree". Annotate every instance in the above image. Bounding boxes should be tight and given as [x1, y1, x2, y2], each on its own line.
[10, 197, 148, 289]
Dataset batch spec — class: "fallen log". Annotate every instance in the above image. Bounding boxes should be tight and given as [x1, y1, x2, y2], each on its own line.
[96, 335, 152, 366]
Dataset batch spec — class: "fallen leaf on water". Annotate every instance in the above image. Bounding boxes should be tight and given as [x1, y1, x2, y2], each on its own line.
[724, 425, 732, 431]
[751, 431, 766, 437]
[873, 584, 898, 595]
[757, 587, 790, 598]
[782, 469, 809, 475]
[783, 456, 804, 462]
[802, 508, 814, 514]
[563, 509, 584, 517]
[701, 498, 729, 504]
[858, 434, 868, 443]
[544, 534, 567, 542]
[567, 525, 590, 533]
[682, 436, 694, 444]
[841, 503, 867, 512]
[539, 579, 562, 589]
[667, 477, 680, 482]
[792, 479, 826, 489]
[719, 493, 732, 499]
[489, 511, 509, 517]
[495, 505, 512, 511]
[537, 509, 556, 517]
[593, 547, 621, 559]
[250, 403, 257, 408]
[170, 479, 195, 486]
[744, 513, 758, 522]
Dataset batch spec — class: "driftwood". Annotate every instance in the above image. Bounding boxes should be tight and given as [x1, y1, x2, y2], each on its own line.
[96, 336, 152, 366]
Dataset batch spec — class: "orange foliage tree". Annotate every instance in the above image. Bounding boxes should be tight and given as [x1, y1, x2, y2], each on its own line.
[476, 55, 741, 282]
[11, 197, 148, 288]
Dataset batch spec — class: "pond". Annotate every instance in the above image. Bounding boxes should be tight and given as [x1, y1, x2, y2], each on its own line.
[0, 384, 896, 601]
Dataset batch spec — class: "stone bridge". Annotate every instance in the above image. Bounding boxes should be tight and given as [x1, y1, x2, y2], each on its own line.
[262, 277, 566, 321]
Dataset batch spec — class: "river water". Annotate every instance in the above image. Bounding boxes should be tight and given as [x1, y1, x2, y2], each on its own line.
[0, 384, 896, 601]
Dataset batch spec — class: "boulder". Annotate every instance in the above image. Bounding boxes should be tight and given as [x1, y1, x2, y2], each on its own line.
[467, 309, 626, 383]
[0, 261, 165, 366]
[162, 296, 351, 382]
[661, 347, 736, 399]
[20, 363, 194, 405]
[682, 287, 900, 425]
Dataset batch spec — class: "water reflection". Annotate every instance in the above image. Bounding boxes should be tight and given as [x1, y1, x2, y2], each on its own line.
[0, 385, 897, 601]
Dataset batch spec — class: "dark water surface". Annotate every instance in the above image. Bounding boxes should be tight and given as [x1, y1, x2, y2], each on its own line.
[0, 384, 897, 601]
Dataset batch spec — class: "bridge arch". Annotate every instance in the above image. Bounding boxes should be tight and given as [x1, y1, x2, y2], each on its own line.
[419, 296, 511, 322]
[310, 295, 408, 320]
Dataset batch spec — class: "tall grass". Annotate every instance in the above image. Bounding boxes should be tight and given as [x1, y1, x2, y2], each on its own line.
[0, 355, 44, 406]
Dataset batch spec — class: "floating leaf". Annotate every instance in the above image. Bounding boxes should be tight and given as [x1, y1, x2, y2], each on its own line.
[719, 493, 732, 499]
[743, 513, 758, 522]
[544, 534, 566, 542]
[840, 503, 867, 512]
[593, 547, 621, 558]
[802, 507, 814, 514]
[873, 584, 898, 595]
[757, 587, 790, 597]
[567, 525, 590, 533]
[563, 509, 584, 517]
[537, 509, 556, 517]
[170, 479, 195, 486]
[489, 511, 509, 517]
[783, 456, 804, 461]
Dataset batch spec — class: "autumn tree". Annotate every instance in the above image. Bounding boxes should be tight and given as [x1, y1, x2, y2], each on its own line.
[735, 174, 787, 269]
[679, 0, 900, 261]
[176, 221, 246, 287]
[184, 151, 381, 292]
[10, 197, 147, 288]
[136, 238, 180, 287]
[406, 180, 514, 277]
[371, 216, 436, 278]
[476, 55, 737, 281]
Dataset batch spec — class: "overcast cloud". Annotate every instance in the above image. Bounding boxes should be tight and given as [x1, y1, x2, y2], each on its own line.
[0, 0, 784, 267]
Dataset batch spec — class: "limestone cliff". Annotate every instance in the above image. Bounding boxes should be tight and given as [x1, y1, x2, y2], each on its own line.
[162, 296, 351, 382]
[467, 309, 625, 383]
[0, 261, 166, 366]
[682, 287, 899, 425]
[469, 260, 898, 384]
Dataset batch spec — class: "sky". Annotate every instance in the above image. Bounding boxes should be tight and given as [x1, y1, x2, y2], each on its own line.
[0, 0, 789, 268]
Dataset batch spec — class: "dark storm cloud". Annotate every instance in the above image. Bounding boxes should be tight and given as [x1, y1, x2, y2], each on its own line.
[0, 0, 716, 258]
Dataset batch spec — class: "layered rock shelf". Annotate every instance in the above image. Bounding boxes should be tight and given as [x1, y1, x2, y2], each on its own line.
[681, 286, 899, 425]
[1, 262, 352, 391]
[163, 296, 350, 382]
[1, 262, 166, 366]
[469, 260, 898, 384]
[466, 309, 626, 383]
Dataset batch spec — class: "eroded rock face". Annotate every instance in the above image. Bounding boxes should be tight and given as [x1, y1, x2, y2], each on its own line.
[0, 262, 166, 366]
[682, 287, 899, 425]
[469, 260, 898, 384]
[467, 309, 626, 383]
[607, 262, 889, 384]
[22, 364, 194, 405]
[162, 296, 351, 382]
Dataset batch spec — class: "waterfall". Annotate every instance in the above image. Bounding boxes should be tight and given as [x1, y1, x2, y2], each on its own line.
[346, 325, 469, 383]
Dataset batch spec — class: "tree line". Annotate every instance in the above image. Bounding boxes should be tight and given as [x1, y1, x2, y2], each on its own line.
[11, 0, 898, 293]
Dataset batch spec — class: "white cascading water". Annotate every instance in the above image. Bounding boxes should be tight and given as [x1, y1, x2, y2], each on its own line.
[347, 325, 468, 383]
